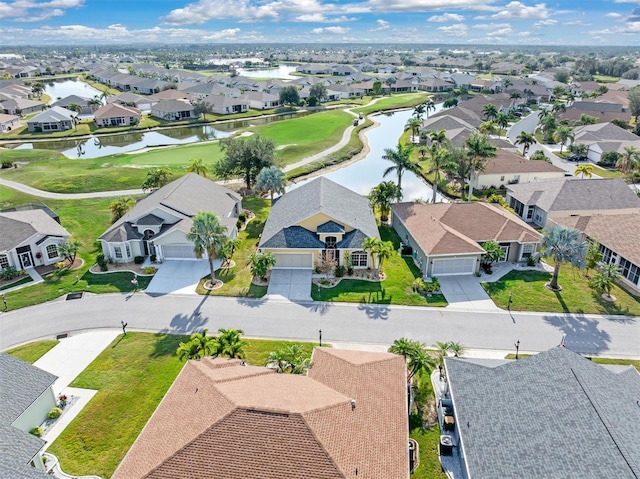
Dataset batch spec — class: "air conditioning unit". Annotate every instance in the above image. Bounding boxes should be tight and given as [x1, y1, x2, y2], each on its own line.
[440, 435, 453, 456]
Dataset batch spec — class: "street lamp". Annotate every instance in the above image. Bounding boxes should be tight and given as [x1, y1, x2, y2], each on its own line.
[515, 340, 520, 359]
[319, 329, 322, 347]
[508, 292, 513, 311]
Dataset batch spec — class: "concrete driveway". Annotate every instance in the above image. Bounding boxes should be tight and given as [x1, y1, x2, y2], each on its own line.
[439, 275, 499, 311]
[267, 269, 312, 301]
[146, 259, 216, 295]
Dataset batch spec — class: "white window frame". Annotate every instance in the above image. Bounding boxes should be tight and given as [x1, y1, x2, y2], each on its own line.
[125, 243, 131, 259]
[0, 254, 9, 269]
[114, 246, 123, 260]
[46, 244, 59, 260]
[351, 251, 368, 268]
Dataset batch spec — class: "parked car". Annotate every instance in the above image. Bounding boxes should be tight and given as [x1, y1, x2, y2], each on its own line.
[513, 112, 522, 117]
[567, 154, 588, 162]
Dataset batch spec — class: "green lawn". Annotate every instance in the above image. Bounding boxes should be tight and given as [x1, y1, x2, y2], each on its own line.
[195, 196, 270, 298]
[5, 340, 59, 363]
[0, 275, 33, 291]
[311, 225, 448, 307]
[46, 332, 316, 478]
[593, 75, 620, 83]
[483, 269, 640, 316]
[352, 93, 429, 115]
[591, 165, 622, 179]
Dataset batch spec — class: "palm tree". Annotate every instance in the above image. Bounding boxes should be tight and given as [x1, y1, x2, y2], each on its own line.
[429, 129, 447, 148]
[369, 181, 402, 222]
[376, 241, 395, 273]
[443, 96, 458, 109]
[362, 237, 382, 271]
[465, 133, 497, 202]
[432, 341, 451, 367]
[448, 342, 466, 357]
[255, 166, 286, 204]
[266, 344, 312, 374]
[176, 340, 201, 361]
[189, 329, 218, 358]
[425, 99, 436, 118]
[590, 263, 622, 300]
[405, 117, 422, 142]
[551, 101, 566, 115]
[388, 338, 435, 381]
[186, 158, 209, 177]
[616, 146, 640, 174]
[382, 142, 419, 194]
[88, 96, 102, 110]
[510, 91, 521, 100]
[553, 126, 574, 153]
[216, 328, 247, 359]
[482, 103, 498, 121]
[495, 112, 509, 137]
[479, 121, 498, 136]
[523, 88, 534, 102]
[538, 108, 551, 121]
[536, 225, 588, 291]
[427, 145, 454, 203]
[514, 131, 536, 155]
[412, 103, 426, 121]
[574, 163, 593, 178]
[109, 197, 134, 222]
[186, 212, 228, 286]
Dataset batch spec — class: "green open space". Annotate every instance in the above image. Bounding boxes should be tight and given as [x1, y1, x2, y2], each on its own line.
[483, 269, 640, 316]
[593, 75, 620, 83]
[5, 340, 59, 363]
[195, 196, 270, 298]
[311, 225, 448, 307]
[352, 93, 428, 115]
[591, 165, 622, 179]
[46, 332, 317, 478]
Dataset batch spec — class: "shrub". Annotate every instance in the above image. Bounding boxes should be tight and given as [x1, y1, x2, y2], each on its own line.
[54, 261, 66, 270]
[134, 256, 144, 264]
[143, 266, 158, 274]
[0, 266, 20, 280]
[314, 266, 322, 274]
[150, 254, 157, 263]
[335, 265, 346, 277]
[48, 407, 62, 419]
[96, 254, 108, 272]
[236, 220, 243, 229]
[238, 212, 247, 222]
[526, 256, 537, 267]
[30, 427, 43, 437]
[1, 159, 13, 169]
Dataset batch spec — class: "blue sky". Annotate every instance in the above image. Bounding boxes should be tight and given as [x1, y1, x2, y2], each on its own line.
[0, 0, 639, 45]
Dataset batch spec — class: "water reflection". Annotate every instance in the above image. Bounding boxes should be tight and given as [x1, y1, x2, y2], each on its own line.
[288, 108, 445, 202]
[44, 79, 102, 101]
[235, 64, 298, 79]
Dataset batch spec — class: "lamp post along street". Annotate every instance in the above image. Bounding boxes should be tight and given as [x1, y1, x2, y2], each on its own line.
[515, 340, 520, 360]
[319, 329, 322, 347]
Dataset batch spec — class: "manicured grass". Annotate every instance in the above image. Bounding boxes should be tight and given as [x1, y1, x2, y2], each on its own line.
[483, 268, 640, 316]
[593, 75, 620, 83]
[195, 196, 270, 298]
[352, 93, 429, 115]
[591, 165, 622, 179]
[311, 225, 448, 307]
[0, 275, 33, 291]
[5, 340, 59, 363]
[47, 332, 316, 478]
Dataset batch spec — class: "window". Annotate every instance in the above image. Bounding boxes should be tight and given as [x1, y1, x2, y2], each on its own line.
[526, 207, 534, 220]
[351, 251, 368, 267]
[522, 244, 535, 258]
[500, 176, 505, 182]
[125, 243, 131, 258]
[46, 244, 59, 260]
[619, 257, 640, 286]
[0, 254, 8, 269]
[114, 246, 123, 259]
[325, 236, 337, 249]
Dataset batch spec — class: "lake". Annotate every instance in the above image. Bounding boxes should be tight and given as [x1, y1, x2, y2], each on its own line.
[44, 79, 102, 102]
[235, 64, 298, 80]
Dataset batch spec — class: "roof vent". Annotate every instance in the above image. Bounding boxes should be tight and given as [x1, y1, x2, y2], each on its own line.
[351, 399, 356, 410]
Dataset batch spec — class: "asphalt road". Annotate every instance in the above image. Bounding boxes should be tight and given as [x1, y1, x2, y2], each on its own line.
[1, 293, 638, 358]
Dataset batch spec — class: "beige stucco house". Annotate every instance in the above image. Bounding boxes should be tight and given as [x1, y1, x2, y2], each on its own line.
[475, 149, 566, 190]
[93, 103, 142, 128]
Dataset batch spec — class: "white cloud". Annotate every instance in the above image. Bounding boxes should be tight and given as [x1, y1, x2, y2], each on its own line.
[311, 26, 350, 34]
[593, 21, 640, 34]
[563, 20, 590, 26]
[487, 26, 513, 36]
[437, 23, 468, 36]
[534, 19, 557, 27]
[372, 19, 389, 29]
[472, 22, 511, 29]
[605, 12, 622, 18]
[489, 1, 550, 20]
[0, 0, 83, 21]
[366, 0, 494, 12]
[427, 12, 464, 23]
[294, 13, 358, 22]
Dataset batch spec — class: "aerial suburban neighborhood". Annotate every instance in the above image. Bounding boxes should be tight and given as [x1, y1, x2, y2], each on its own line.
[0, 2, 640, 478]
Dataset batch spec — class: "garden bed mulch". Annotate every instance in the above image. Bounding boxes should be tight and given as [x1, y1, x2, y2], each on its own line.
[313, 270, 386, 288]
[89, 261, 156, 275]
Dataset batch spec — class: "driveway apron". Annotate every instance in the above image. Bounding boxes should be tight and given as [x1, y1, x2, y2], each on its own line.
[145, 260, 215, 295]
[439, 276, 500, 311]
[267, 269, 312, 301]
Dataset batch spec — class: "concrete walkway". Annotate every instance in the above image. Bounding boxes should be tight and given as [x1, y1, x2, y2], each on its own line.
[0, 267, 44, 294]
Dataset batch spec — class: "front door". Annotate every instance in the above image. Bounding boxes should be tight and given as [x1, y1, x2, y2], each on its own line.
[20, 252, 33, 268]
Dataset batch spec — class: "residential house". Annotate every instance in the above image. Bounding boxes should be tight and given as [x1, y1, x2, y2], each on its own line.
[420, 115, 477, 147]
[98, 174, 241, 263]
[150, 99, 197, 121]
[552, 213, 640, 292]
[417, 78, 454, 93]
[203, 94, 249, 114]
[259, 177, 380, 269]
[296, 64, 333, 75]
[148, 89, 194, 102]
[93, 103, 142, 128]
[51, 95, 94, 115]
[506, 177, 640, 227]
[0, 97, 45, 116]
[570, 80, 601, 97]
[469, 78, 501, 93]
[475, 149, 566, 189]
[443, 347, 640, 479]
[391, 202, 541, 276]
[571, 122, 640, 163]
[113, 348, 409, 479]
[557, 101, 631, 125]
[106, 91, 153, 111]
[0, 353, 58, 477]
[130, 78, 170, 95]
[0, 205, 70, 270]
[26, 106, 77, 133]
[0, 112, 19, 132]
[242, 90, 280, 110]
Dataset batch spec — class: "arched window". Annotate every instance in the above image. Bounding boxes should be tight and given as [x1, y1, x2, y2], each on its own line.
[325, 236, 337, 249]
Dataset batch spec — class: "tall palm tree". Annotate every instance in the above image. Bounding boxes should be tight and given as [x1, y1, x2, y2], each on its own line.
[362, 237, 382, 271]
[523, 88, 534, 102]
[574, 163, 593, 178]
[616, 146, 640, 174]
[216, 328, 247, 359]
[255, 165, 286, 204]
[425, 99, 436, 118]
[479, 121, 498, 136]
[186, 158, 209, 177]
[553, 126, 574, 153]
[186, 211, 228, 285]
[369, 181, 402, 222]
[405, 117, 422, 142]
[412, 103, 426, 121]
[495, 112, 509, 137]
[514, 131, 536, 155]
[427, 145, 454, 203]
[465, 133, 497, 202]
[388, 338, 435, 381]
[177, 340, 202, 361]
[376, 241, 395, 273]
[429, 129, 447, 148]
[382, 142, 419, 194]
[482, 103, 498, 121]
[536, 225, 588, 291]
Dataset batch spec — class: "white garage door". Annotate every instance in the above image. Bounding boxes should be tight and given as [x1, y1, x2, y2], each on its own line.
[273, 253, 313, 269]
[432, 257, 476, 275]
[162, 244, 197, 259]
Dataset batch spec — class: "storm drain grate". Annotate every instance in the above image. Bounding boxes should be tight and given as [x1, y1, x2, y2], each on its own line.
[66, 292, 83, 300]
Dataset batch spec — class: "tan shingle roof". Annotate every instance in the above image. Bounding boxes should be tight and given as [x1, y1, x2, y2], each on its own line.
[113, 350, 409, 479]
[392, 202, 540, 256]
[482, 149, 565, 175]
[93, 102, 141, 119]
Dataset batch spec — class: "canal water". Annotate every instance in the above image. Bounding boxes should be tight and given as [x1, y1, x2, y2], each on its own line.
[44, 79, 102, 101]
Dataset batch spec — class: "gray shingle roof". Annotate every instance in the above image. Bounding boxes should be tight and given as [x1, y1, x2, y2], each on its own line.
[445, 347, 640, 479]
[259, 177, 379, 248]
[316, 220, 345, 234]
[0, 210, 70, 251]
[336, 229, 368, 249]
[26, 106, 76, 123]
[0, 425, 48, 478]
[507, 178, 640, 212]
[136, 213, 165, 226]
[260, 226, 325, 249]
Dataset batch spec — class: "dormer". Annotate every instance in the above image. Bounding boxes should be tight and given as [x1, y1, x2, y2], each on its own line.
[316, 220, 345, 245]
[133, 213, 165, 236]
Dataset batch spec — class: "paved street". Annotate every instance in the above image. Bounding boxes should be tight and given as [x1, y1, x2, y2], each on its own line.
[1, 293, 638, 358]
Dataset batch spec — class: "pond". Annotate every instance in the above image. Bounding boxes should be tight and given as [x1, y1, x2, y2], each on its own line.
[44, 80, 102, 102]
[8, 111, 314, 158]
[288, 107, 445, 202]
[235, 64, 298, 80]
